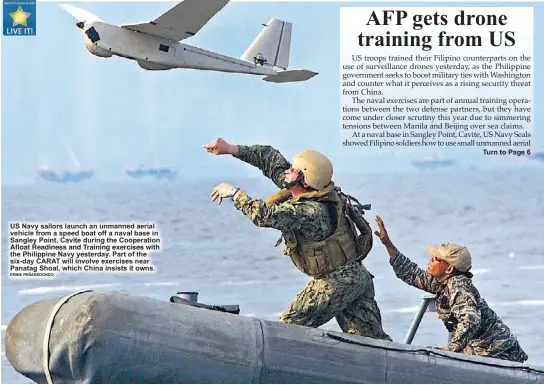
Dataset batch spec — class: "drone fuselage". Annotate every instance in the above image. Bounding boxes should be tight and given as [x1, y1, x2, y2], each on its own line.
[83, 21, 278, 75]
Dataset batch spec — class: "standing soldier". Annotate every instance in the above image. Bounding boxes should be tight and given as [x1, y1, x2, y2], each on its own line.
[203, 138, 391, 340]
[374, 215, 528, 362]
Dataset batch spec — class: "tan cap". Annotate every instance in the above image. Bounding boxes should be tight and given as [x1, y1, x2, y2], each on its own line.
[426, 242, 472, 272]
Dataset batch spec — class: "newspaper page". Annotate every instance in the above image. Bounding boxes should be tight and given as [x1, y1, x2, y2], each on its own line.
[1, 0, 543, 383]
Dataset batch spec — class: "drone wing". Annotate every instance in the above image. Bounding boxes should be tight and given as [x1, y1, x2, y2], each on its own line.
[120, 0, 230, 41]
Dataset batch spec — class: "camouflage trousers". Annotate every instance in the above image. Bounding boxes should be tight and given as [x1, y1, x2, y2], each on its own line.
[279, 262, 392, 341]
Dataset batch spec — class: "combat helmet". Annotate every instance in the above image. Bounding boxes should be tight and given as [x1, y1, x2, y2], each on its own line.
[292, 150, 333, 190]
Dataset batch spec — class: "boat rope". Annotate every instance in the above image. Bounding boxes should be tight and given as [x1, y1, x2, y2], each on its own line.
[43, 290, 94, 384]
[325, 332, 544, 375]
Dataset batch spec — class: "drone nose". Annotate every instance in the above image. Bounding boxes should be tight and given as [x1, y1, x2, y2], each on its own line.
[76, 21, 84, 29]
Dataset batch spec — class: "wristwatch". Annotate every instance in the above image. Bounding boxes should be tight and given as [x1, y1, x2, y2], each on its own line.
[227, 187, 239, 200]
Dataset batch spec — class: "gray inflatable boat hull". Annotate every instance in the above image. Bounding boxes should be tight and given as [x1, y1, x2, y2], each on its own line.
[5, 291, 544, 383]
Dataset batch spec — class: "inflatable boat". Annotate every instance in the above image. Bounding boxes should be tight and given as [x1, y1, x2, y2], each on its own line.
[5, 290, 544, 384]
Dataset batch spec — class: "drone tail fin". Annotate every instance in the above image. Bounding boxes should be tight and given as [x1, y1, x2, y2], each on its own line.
[240, 18, 291, 70]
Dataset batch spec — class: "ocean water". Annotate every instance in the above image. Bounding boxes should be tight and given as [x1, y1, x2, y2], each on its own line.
[2, 168, 544, 383]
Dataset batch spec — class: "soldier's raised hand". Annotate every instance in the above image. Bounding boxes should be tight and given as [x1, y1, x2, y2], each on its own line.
[202, 138, 238, 155]
[374, 216, 399, 259]
[374, 216, 391, 245]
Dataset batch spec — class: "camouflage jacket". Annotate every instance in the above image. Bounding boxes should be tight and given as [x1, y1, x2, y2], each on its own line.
[391, 251, 528, 362]
[232, 145, 335, 241]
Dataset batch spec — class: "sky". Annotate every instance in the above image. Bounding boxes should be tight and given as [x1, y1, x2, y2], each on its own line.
[1, 1, 543, 184]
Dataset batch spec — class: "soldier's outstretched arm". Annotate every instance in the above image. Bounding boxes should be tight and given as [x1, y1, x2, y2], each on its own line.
[388, 251, 443, 294]
[234, 145, 291, 188]
[202, 138, 290, 188]
[374, 216, 442, 294]
[233, 192, 317, 231]
[446, 287, 481, 352]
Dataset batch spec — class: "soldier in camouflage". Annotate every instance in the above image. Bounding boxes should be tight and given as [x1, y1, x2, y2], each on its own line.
[203, 138, 391, 340]
[374, 215, 528, 362]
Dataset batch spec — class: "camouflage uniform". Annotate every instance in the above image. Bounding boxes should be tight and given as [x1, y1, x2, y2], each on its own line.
[391, 251, 528, 362]
[232, 145, 391, 340]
